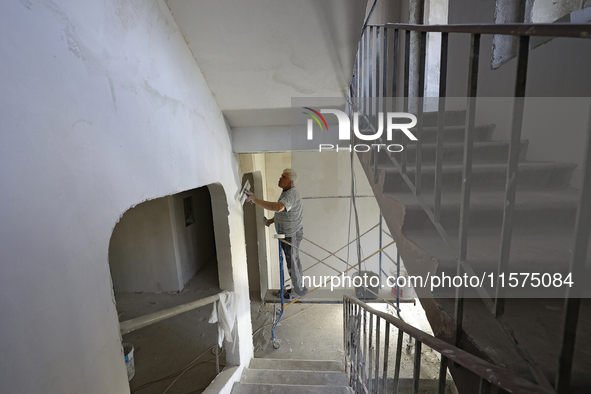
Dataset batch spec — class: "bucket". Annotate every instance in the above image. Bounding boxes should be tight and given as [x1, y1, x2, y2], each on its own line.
[123, 343, 135, 382]
[352, 270, 380, 300]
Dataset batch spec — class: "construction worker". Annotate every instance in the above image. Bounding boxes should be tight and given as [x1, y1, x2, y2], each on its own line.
[246, 168, 307, 299]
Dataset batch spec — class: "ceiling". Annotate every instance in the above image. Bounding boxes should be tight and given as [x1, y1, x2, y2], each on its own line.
[165, 0, 368, 127]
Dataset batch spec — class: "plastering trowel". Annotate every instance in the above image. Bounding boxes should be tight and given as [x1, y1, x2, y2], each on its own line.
[238, 180, 252, 205]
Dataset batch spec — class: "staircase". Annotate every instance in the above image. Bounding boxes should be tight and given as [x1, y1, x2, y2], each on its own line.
[358, 110, 591, 391]
[231, 358, 353, 394]
[231, 358, 457, 394]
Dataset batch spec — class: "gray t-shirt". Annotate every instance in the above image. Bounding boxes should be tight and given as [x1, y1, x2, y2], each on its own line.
[274, 187, 303, 235]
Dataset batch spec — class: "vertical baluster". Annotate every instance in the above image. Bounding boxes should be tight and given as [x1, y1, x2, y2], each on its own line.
[374, 317, 381, 394]
[403, 29, 411, 107]
[393, 328, 404, 392]
[368, 313, 374, 393]
[382, 322, 390, 394]
[373, 27, 381, 183]
[349, 305, 359, 388]
[437, 356, 448, 394]
[376, 27, 381, 99]
[357, 40, 361, 104]
[415, 30, 427, 196]
[379, 213, 383, 287]
[479, 378, 492, 394]
[354, 304, 361, 391]
[434, 32, 449, 223]
[494, 35, 530, 317]
[360, 29, 364, 113]
[344, 298, 349, 363]
[351, 301, 354, 374]
[363, 29, 368, 114]
[351, 301, 354, 362]
[396, 251, 401, 318]
[455, 33, 480, 347]
[348, 301, 352, 386]
[363, 309, 368, 388]
[354, 305, 360, 391]
[366, 27, 370, 111]
[402, 30, 411, 175]
[555, 100, 591, 394]
[383, 27, 389, 99]
[353, 302, 357, 386]
[413, 341, 422, 394]
[389, 29, 400, 164]
[343, 299, 346, 356]
[392, 29, 399, 113]
[369, 26, 374, 117]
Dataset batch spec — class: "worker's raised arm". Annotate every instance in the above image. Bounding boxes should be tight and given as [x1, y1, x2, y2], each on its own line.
[245, 191, 285, 212]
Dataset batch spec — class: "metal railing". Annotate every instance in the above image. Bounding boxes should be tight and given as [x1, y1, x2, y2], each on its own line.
[347, 21, 591, 393]
[344, 295, 556, 394]
[119, 292, 224, 335]
[119, 291, 226, 373]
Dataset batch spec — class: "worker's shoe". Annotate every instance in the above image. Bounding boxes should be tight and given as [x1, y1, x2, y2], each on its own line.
[272, 288, 291, 299]
[274, 289, 301, 301]
[283, 290, 299, 301]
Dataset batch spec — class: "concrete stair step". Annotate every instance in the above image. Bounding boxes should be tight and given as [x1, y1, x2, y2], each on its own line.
[343, 378, 455, 394]
[386, 378, 456, 393]
[385, 188, 579, 230]
[382, 161, 577, 192]
[410, 124, 493, 143]
[358, 110, 467, 129]
[372, 124, 494, 144]
[380, 140, 528, 164]
[240, 368, 349, 386]
[232, 382, 354, 394]
[418, 110, 467, 127]
[248, 358, 344, 372]
[402, 225, 591, 287]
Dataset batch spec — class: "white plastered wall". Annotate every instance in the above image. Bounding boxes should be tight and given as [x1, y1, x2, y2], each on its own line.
[0, 1, 252, 393]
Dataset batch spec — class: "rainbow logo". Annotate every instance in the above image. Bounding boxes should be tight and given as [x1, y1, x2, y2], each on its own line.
[302, 107, 328, 133]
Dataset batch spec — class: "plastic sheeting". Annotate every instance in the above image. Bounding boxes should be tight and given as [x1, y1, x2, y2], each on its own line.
[208, 290, 237, 349]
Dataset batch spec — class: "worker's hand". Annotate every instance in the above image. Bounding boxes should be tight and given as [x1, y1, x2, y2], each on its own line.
[244, 190, 256, 203]
[265, 218, 274, 227]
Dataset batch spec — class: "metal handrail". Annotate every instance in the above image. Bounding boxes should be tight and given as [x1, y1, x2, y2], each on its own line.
[372, 22, 591, 38]
[119, 291, 224, 335]
[344, 295, 556, 394]
[347, 19, 591, 392]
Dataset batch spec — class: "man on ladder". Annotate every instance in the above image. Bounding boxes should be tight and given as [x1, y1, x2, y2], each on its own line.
[246, 168, 308, 300]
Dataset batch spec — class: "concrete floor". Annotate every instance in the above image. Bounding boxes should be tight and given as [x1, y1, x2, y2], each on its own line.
[115, 259, 223, 394]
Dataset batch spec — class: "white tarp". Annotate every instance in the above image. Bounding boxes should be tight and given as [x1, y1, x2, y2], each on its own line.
[208, 290, 237, 349]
